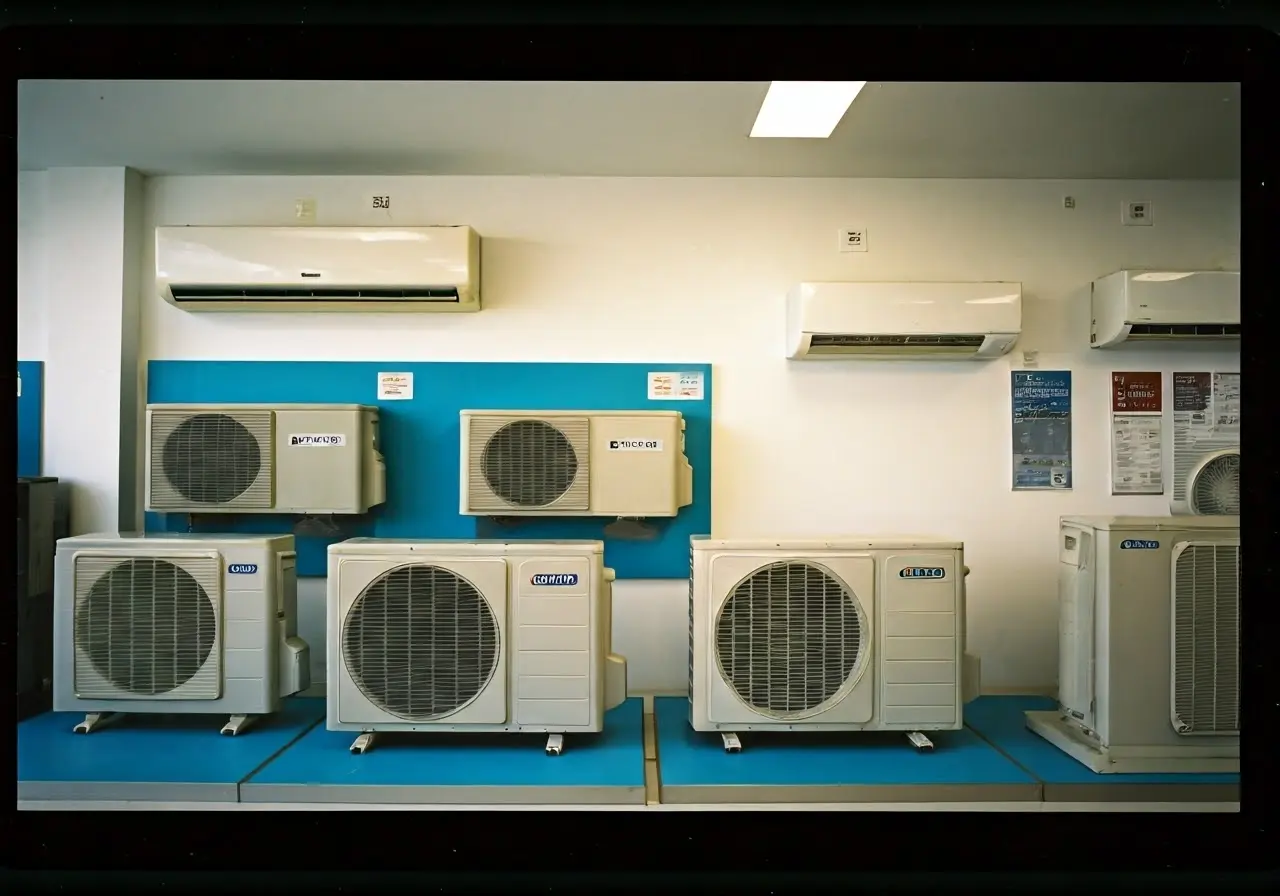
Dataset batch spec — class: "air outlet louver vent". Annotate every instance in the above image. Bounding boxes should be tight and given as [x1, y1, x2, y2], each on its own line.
[468, 416, 590, 512]
[714, 561, 866, 719]
[1171, 543, 1240, 735]
[73, 556, 221, 699]
[170, 286, 460, 303]
[1127, 323, 1241, 340]
[150, 410, 274, 510]
[342, 564, 500, 721]
[808, 334, 986, 355]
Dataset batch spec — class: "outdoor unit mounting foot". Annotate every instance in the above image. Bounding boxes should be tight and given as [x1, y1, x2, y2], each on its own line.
[545, 734, 564, 756]
[350, 732, 377, 754]
[722, 732, 742, 753]
[220, 714, 260, 736]
[907, 731, 935, 752]
[72, 712, 118, 734]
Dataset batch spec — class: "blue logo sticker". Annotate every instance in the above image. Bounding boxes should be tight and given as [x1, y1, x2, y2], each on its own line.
[899, 567, 946, 579]
[228, 563, 259, 575]
[530, 573, 579, 586]
[1120, 540, 1160, 550]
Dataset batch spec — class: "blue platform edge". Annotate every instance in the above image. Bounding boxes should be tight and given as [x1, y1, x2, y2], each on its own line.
[17, 697, 324, 786]
[18, 360, 44, 477]
[653, 697, 1035, 785]
[964, 695, 1241, 785]
[245, 697, 645, 788]
[145, 360, 712, 579]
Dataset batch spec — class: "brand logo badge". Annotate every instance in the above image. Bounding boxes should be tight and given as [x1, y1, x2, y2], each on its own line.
[530, 573, 579, 586]
[1120, 539, 1160, 550]
[228, 564, 258, 575]
[899, 567, 946, 579]
[289, 433, 346, 447]
[607, 439, 663, 451]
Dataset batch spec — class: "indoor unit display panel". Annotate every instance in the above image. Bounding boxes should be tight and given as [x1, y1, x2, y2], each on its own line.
[688, 537, 969, 751]
[460, 410, 692, 518]
[146, 403, 385, 515]
[53, 533, 310, 735]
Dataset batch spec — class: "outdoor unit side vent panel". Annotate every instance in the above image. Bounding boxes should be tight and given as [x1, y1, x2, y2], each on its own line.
[1171, 543, 1241, 734]
[149, 409, 274, 510]
[467, 416, 590, 512]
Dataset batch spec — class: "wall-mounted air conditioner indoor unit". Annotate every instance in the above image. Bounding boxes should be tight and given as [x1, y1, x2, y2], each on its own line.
[1090, 270, 1239, 348]
[786, 281, 1023, 360]
[54, 533, 309, 735]
[146, 403, 385, 515]
[328, 538, 627, 754]
[459, 410, 693, 518]
[155, 225, 481, 312]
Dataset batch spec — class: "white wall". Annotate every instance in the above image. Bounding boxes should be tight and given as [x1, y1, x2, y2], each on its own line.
[35, 174, 1242, 694]
[17, 171, 49, 362]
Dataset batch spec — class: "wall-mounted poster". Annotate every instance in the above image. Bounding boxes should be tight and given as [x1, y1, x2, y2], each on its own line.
[1111, 371, 1163, 495]
[1012, 370, 1072, 490]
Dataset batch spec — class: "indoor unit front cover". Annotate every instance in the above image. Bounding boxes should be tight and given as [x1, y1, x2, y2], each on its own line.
[459, 410, 693, 518]
[327, 539, 627, 741]
[688, 537, 974, 739]
[145, 403, 386, 515]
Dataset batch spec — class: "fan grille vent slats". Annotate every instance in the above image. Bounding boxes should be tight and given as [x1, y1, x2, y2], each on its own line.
[343, 564, 500, 721]
[1190, 452, 1240, 515]
[150, 410, 274, 509]
[467, 416, 590, 512]
[73, 556, 221, 699]
[714, 561, 865, 718]
[1172, 543, 1241, 734]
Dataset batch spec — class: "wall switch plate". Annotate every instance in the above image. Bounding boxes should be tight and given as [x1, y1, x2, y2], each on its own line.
[1063, 196, 1076, 209]
[295, 198, 317, 222]
[1123, 201, 1153, 226]
[839, 228, 868, 252]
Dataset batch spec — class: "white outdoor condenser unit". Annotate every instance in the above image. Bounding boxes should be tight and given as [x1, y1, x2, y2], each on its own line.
[155, 225, 482, 312]
[53, 533, 310, 735]
[459, 410, 693, 518]
[1027, 515, 1240, 774]
[786, 281, 1023, 360]
[1090, 270, 1240, 348]
[688, 537, 980, 753]
[146, 403, 386, 515]
[327, 538, 628, 755]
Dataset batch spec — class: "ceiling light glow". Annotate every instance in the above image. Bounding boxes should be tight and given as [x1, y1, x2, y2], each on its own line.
[749, 81, 868, 139]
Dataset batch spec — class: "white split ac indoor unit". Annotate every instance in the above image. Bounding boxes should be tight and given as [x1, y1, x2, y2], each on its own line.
[459, 410, 693, 518]
[327, 538, 628, 755]
[54, 533, 310, 736]
[155, 225, 482, 312]
[146, 403, 386, 516]
[1089, 270, 1240, 348]
[688, 537, 980, 753]
[786, 281, 1023, 360]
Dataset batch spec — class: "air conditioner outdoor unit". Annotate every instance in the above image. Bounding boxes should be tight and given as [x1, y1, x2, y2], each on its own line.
[1090, 270, 1240, 348]
[786, 281, 1022, 360]
[327, 538, 628, 755]
[155, 225, 481, 312]
[459, 410, 693, 518]
[146, 403, 385, 515]
[1171, 447, 1239, 517]
[688, 537, 977, 753]
[54, 533, 310, 735]
[1027, 515, 1240, 773]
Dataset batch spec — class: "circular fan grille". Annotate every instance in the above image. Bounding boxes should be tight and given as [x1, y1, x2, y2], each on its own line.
[1190, 450, 1240, 515]
[342, 565, 500, 721]
[481, 419, 578, 507]
[714, 561, 865, 718]
[74, 559, 217, 695]
[162, 413, 261, 504]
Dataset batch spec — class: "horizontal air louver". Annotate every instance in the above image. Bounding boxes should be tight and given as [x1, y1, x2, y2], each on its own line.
[809, 334, 985, 354]
[1127, 323, 1241, 339]
[170, 286, 460, 303]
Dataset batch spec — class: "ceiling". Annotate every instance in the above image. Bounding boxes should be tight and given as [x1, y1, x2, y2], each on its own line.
[17, 80, 1240, 179]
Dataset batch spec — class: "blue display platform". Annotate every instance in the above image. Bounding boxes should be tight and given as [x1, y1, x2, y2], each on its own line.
[17, 698, 324, 802]
[964, 695, 1241, 803]
[241, 697, 646, 805]
[653, 697, 1040, 804]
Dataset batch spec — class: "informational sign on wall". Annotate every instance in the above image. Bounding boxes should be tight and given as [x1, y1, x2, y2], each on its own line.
[1171, 371, 1240, 507]
[1011, 370, 1073, 490]
[1110, 371, 1163, 495]
[647, 370, 704, 401]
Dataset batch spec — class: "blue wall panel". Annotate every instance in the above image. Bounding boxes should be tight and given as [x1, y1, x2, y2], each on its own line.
[17, 361, 44, 478]
[145, 361, 712, 579]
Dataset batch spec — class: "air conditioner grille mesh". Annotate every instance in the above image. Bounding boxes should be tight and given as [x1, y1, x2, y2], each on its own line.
[73, 556, 220, 698]
[151, 410, 273, 509]
[1190, 452, 1240, 516]
[342, 564, 500, 721]
[1172, 543, 1240, 734]
[715, 561, 864, 718]
[467, 416, 590, 512]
